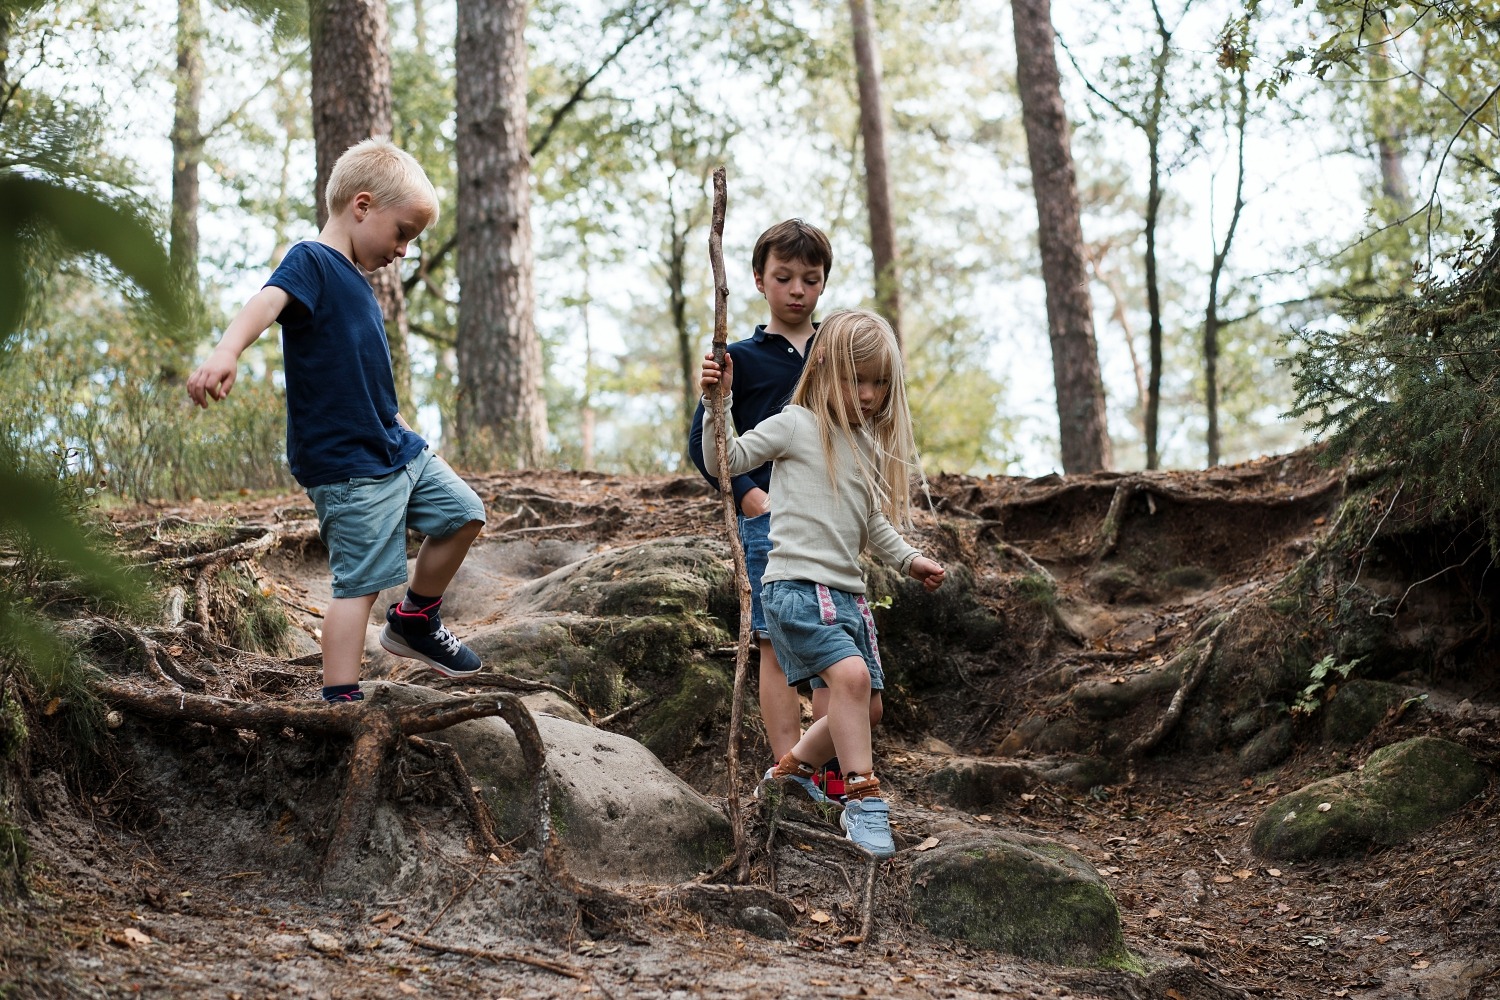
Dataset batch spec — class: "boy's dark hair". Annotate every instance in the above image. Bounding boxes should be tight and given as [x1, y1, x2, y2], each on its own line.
[752, 219, 833, 280]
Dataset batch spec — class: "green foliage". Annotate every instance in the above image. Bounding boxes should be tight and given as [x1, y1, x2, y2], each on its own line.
[1291, 653, 1361, 716]
[1287, 220, 1500, 546]
[223, 568, 292, 654]
[1015, 572, 1058, 611]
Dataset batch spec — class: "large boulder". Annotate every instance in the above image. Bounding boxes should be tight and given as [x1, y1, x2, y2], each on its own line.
[370, 683, 731, 883]
[1250, 736, 1488, 862]
[908, 832, 1137, 968]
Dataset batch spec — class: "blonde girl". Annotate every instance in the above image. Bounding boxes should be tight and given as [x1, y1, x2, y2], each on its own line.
[701, 309, 945, 857]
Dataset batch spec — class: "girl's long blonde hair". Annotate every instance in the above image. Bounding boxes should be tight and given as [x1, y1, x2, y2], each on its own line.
[790, 309, 923, 527]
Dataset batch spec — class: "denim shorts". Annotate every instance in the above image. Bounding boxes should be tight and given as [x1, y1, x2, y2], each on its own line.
[762, 580, 885, 692]
[306, 448, 486, 599]
[738, 512, 772, 638]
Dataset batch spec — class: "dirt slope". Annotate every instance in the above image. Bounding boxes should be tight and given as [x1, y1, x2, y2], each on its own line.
[4, 452, 1499, 999]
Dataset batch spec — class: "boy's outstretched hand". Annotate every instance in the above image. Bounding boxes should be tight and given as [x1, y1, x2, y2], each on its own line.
[909, 557, 945, 591]
[186, 348, 239, 408]
[699, 350, 734, 395]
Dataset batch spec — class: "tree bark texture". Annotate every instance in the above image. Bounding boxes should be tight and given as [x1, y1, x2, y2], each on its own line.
[848, 0, 902, 344]
[309, 0, 411, 404]
[1010, 0, 1111, 473]
[170, 0, 203, 299]
[455, 0, 548, 468]
[1143, 6, 1169, 470]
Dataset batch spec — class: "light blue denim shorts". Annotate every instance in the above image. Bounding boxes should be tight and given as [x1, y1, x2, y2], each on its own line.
[762, 580, 885, 691]
[738, 512, 772, 639]
[307, 448, 486, 599]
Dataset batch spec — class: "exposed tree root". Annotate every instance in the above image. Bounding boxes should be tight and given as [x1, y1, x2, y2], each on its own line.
[95, 681, 548, 886]
[1124, 597, 1256, 767]
[390, 930, 587, 979]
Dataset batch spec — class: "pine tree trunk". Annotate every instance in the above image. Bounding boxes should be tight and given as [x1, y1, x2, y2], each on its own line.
[170, 0, 203, 302]
[454, 0, 547, 468]
[1010, 0, 1111, 473]
[308, 0, 411, 406]
[848, 0, 902, 343]
[1143, 8, 1170, 470]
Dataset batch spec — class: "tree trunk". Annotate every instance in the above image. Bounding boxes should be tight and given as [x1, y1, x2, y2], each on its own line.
[1010, 0, 1111, 473]
[666, 185, 695, 460]
[1204, 69, 1249, 470]
[454, 0, 547, 468]
[309, 0, 411, 405]
[170, 0, 204, 303]
[1143, 4, 1169, 470]
[848, 0, 902, 343]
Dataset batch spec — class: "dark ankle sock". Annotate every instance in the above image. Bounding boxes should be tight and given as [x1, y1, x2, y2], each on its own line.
[400, 589, 441, 614]
[322, 684, 363, 702]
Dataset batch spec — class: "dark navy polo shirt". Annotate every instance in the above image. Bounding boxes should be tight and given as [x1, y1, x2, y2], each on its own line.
[688, 324, 814, 511]
[266, 241, 426, 487]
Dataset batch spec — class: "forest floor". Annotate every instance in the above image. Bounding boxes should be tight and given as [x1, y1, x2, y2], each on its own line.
[3, 457, 1499, 1000]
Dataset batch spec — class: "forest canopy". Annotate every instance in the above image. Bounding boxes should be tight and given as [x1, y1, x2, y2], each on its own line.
[1, 0, 1498, 496]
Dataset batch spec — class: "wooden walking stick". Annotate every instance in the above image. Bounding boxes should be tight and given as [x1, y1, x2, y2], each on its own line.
[707, 166, 754, 883]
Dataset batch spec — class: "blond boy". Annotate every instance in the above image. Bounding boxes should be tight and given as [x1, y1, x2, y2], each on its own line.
[187, 137, 484, 700]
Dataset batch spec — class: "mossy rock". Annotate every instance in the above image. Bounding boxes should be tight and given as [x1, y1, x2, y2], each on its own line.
[1322, 679, 1419, 744]
[512, 538, 733, 619]
[909, 832, 1137, 968]
[1251, 736, 1488, 862]
[635, 660, 732, 763]
[602, 614, 726, 678]
[1237, 719, 1293, 775]
[929, 758, 1033, 810]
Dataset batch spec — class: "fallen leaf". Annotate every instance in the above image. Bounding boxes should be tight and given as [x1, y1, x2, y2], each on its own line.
[1212, 875, 1234, 884]
[1146, 908, 1164, 918]
[371, 911, 404, 931]
[43, 698, 62, 716]
[810, 910, 833, 924]
[1268, 868, 1283, 877]
[1234, 869, 1253, 879]
[397, 983, 419, 996]
[976, 814, 992, 822]
[1412, 960, 1430, 970]
[1020, 793, 1036, 802]
[913, 837, 940, 852]
[809, 981, 831, 988]
[1317, 802, 1332, 812]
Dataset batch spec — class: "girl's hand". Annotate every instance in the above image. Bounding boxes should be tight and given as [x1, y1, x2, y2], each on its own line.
[909, 557, 945, 591]
[699, 351, 734, 394]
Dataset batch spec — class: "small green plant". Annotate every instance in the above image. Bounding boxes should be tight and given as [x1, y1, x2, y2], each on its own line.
[1015, 572, 1058, 611]
[868, 594, 893, 610]
[1291, 654, 1362, 716]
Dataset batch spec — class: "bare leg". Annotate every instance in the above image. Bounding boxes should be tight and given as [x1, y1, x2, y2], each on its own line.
[409, 519, 483, 598]
[322, 593, 379, 687]
[759, 638, 803, 761]
[814, 686, 881, 726]
[789, 656, 873, 775]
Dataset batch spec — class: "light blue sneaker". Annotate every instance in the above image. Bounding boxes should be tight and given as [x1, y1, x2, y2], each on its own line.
[840, 796, 895, 857]
[759, 766, 831, 805]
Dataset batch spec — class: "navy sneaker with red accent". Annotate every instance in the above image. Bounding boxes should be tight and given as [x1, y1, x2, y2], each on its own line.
[380, 600, 482, 677]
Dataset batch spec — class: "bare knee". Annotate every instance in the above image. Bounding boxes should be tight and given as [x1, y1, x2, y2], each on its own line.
[868, 692, 884, 727]
[822, 657, 871, 698]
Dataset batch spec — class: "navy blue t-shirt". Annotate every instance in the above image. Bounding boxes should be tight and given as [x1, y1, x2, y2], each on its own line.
[688, 325, 813, 510]
[266, 241, 426, 487]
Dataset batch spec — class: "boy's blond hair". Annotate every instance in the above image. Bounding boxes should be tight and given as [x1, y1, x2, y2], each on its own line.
[325, 137, 440, 223]
[790, 309, 922, 527]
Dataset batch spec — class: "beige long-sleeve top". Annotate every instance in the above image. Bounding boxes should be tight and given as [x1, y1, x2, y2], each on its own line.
[702, 395, 920, 594]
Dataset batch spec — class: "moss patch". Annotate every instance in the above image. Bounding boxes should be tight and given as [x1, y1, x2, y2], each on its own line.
[909, 833, 1137, 969]
[1251, 736, 1488, 861]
